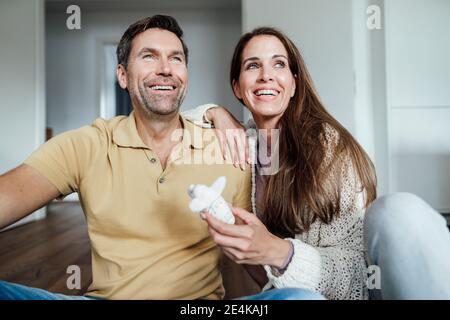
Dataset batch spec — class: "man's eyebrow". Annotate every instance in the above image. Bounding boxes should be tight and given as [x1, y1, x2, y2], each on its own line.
[169, 50, 186, 60]
[137, 47, 185, 58]
[137, 47, 157, 56]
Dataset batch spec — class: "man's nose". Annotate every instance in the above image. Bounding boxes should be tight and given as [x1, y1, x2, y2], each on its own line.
[156, 58, 172, 76]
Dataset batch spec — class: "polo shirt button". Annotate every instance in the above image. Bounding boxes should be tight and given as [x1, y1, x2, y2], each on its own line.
[159, 177, 165, 184]
[150, 158, 157, 163]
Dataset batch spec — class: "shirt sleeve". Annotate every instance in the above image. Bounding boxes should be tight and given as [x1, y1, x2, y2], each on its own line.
[23, 124, 104, 198]
[231, 164, 253, 213]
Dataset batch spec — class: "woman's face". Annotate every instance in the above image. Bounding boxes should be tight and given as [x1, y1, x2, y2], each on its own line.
[233, 35, 296, 124]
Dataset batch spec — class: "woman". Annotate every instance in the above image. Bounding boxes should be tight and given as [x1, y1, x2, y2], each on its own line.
[184, 27, 377, 300]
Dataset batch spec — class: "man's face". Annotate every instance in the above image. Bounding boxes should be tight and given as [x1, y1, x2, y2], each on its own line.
[118, 28, 188, 116]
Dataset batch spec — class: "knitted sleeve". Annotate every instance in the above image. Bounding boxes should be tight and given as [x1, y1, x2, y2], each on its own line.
[181, 104, 256, 130]
[263, 124, 369, 300]
[180, 103, 217, 128]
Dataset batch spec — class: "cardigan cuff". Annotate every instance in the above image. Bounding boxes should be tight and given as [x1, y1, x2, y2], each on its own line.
[263, 238, 322, 292]
[181, 103, 218, 128]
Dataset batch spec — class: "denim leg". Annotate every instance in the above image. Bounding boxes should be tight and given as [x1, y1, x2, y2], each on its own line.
[364, 193, 450, 299]
[237, 288, 325, 300]
[0, 280, 94, 300]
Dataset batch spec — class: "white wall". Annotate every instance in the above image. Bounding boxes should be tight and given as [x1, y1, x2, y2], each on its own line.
[386, 0, 450, 211]
[0, 0, 47, 229]
[46, 3, 242, 135]
[353, 0, 389, 196]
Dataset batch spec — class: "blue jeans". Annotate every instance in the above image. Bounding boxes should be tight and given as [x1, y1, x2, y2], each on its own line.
[364, 193, 450, 300]
[0, 281, 95, 300]
[0, 280, 324, 300]
[238, 287, 324, 300]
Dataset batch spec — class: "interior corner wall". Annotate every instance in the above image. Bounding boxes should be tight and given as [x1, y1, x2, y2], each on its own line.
[46, 6, 242, 136]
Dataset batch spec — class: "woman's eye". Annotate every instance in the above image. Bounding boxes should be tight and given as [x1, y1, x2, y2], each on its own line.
[275, 61, 286, 68]
[246, 63, 259, 70]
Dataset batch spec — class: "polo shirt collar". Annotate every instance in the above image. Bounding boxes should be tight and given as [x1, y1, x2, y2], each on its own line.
[112, 111, 205, 150]
[181, 115, 205, 150]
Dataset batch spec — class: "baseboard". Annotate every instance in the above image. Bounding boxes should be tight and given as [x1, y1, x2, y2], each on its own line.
[0, 207, 47, 232]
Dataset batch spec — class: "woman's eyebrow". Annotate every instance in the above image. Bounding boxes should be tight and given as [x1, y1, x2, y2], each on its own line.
[272, 54, 288, 60]
[242, 56, 259, 65]
[243, 54, 288, 65]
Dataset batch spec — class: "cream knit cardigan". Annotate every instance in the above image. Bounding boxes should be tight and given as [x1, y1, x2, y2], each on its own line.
[182, 104, 369, 300]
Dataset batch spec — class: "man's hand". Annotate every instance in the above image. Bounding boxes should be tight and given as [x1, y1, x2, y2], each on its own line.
[206, 107, 249, 171]
[0, 164, 60, 229]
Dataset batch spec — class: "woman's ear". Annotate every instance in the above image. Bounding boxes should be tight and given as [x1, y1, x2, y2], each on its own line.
[291, 76, 297, 98]
[232, 79, 242, 100]
[116, 64, 128, 90]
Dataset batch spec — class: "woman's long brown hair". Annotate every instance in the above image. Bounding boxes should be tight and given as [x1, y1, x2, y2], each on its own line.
[230, 27, 377, 237]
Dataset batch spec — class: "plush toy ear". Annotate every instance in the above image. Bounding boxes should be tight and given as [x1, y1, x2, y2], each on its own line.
[189, 199, 205, 212]
[210, 176, 226, 195]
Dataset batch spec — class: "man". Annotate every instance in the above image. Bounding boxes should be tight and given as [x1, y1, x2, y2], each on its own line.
[0, 15, 251, 300]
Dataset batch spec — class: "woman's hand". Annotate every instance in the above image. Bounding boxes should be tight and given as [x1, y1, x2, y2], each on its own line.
[202, 206, 291, 268]
[206, 107, 249, 170]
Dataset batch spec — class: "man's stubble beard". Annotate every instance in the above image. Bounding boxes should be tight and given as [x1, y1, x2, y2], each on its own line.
[135, 80, 186, 118]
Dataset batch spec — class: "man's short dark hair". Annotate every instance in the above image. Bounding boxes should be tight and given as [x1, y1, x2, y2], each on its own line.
[116, 15, 189, 69]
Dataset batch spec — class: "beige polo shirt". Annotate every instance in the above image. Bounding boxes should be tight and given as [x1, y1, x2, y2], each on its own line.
[24, 111, 251, 300]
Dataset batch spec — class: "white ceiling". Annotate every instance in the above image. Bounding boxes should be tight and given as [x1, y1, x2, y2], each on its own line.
[46, 0, 241, 12]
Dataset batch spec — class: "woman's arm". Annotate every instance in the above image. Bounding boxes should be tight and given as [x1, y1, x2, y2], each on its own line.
[182, 105, 249, 169]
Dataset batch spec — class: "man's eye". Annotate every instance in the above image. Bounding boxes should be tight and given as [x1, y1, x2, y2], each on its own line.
[143, 54, 155, 61]
[171, 56, 183, 63]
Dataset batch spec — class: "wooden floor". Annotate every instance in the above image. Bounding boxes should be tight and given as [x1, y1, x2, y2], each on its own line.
[0, 202, 92, 295]
[0, 202, 259, 299]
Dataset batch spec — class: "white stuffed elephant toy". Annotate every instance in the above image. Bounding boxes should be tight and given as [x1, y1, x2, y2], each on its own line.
[187, 176, 235, 224]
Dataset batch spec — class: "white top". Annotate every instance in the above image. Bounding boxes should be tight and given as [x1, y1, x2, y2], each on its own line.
[182, 104, 369, 300]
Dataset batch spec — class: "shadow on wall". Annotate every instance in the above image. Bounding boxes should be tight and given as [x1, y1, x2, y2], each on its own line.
[392, 153, 450, 213]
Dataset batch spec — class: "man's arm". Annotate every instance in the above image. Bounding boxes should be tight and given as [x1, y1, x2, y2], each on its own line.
[0, 164, 60, 229]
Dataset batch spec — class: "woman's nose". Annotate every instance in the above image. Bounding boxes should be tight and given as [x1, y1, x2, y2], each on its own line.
[259, 67, 274, 82]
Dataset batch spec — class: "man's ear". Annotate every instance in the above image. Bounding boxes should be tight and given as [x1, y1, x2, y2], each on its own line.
[232, 79, 242, 100]
[116, 64, 128, 90]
